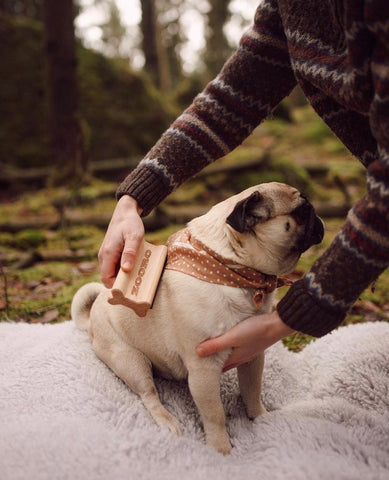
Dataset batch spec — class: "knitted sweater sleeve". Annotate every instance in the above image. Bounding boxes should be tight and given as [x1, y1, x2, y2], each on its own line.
[116, 0, 297, 215]
[278, 0, 389, 337]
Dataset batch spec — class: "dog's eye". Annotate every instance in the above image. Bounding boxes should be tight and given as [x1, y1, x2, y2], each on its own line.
[285, 221, 291, 232]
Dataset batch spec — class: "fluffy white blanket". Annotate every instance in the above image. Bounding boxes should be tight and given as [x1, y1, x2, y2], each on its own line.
[0, 320, 388, 480]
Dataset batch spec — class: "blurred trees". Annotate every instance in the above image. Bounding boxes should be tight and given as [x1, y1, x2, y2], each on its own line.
[204, 0, 232, 78]
[139, 0, 234, 88]
[1, 0, 259, 185]
[140, 0, 186, 92]
[43, 0, 88, 186]
[140, 0, 164, 89]
[0, 0, 43, 20]
[100, 1, 128, 58]
[0, 13, 174, 172]
[157, 0, 186, 90]
[90, 0, 129, 59]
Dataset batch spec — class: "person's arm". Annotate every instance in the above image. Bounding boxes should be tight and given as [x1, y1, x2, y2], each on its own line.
[99, 0, 297, 284]
[115, 0, 297, 217]
[197, 4, 389, 363]
[277, 2, 389, 337]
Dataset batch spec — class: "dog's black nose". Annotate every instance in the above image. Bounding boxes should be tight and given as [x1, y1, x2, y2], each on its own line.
[292, 200, 324, 252]
[310, 216, 325, 245]
[292, 200, 311, 225]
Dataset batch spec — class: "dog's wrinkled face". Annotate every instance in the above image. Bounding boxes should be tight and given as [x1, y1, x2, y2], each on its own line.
[224, 183, 324, 275]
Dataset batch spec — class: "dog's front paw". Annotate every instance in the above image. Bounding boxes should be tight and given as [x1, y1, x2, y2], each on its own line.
[155, 410, 182, 436]
[246, 401, 267, 420]
[207, 431, 232, 455]
[216, 440, 232, 456]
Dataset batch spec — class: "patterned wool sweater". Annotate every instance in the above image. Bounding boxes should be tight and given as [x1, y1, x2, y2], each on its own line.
[117, 0, 389, 337]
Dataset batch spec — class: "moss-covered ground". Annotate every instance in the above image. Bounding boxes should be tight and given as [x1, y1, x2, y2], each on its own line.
[1, 105, 388, 351]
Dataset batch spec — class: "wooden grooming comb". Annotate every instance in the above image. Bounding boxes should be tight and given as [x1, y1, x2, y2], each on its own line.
[108, 241, 167, 317]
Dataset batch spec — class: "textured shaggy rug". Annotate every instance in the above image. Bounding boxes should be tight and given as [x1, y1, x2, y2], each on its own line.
[0, 320, 388, 480]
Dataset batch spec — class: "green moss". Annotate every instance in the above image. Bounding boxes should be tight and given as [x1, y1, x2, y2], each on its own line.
[283, 332, 316, 352]
[0, 262, 100, 323]
[64, 226, 104, 253]
[167, 182, 208, 205]
[78, 47, 177, 162]
[329, 160, 365, 184]
[261, 118, 291, 138]
[359, 269, 389, 306]
[303, 119, 334, 143]
[0, 229, 45, 249]
[145, 224, 184, 244]
[322, 138, 348, 155]
[232, 171, 285, 192]
[14, 230, 46, 249]
[229, 159, 312, 197]
[0, 232, 14, 248]
[173, 73, 207, 109]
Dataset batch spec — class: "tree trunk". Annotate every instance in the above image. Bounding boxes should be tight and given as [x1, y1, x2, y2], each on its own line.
[140, 0, 170, 91]
[204, 0, 232, 78]
[43, 0, 88, 186]
[141, 0, 159, 83]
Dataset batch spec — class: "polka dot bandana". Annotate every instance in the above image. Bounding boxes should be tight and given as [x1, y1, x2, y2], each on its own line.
[165, 228, 289, 309]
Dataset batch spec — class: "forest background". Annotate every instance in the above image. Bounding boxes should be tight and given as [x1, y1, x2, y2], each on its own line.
[0, 0, 388, 351]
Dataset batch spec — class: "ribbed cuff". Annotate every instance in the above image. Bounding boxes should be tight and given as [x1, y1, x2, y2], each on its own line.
[277, 279, 347, 337]
[116, 164, 172, 217]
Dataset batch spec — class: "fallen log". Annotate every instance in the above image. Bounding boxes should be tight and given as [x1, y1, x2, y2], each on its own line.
[315, 203, 349, 218]
[159, 205, 210, 225]
[0, 201, 349, 234]
[64, 211, 113, 229]
[1, 153, 270, 189]
[1, 151, 332, 190]
[8, 249, 93, 269]
[0, 205, 171, 233]
[0, 216, 60, 232]
[0, 157, 141, 186]
[65, 207, 170, 231]
[195, 154, 269, 178]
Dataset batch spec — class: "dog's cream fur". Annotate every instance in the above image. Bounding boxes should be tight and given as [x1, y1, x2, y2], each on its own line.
[71, 182, 323, 455]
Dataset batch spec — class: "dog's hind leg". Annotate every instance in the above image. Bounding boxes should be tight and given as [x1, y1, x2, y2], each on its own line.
[187, 360, 231, 455]
[93, 338, 182, 436]
[237, 353, 267, 419]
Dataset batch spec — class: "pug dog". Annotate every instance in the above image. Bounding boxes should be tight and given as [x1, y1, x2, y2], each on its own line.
[71, 182, 324, 455]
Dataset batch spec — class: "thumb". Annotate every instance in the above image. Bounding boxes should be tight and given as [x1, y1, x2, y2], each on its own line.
[196, 335, 231, 357]
[121, 233, 143, 272]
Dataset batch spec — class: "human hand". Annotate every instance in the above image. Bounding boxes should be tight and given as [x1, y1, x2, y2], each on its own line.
[196, 310, 295, 371]
[98, 195, 144, 288]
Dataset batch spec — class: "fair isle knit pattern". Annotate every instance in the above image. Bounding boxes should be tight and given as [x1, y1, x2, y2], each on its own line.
[117, 0, 389, 337]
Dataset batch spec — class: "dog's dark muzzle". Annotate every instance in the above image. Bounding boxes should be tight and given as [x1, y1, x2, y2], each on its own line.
[292, 200, 324, 253]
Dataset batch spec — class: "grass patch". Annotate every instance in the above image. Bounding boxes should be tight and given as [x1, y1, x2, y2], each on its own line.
[1, 103, 387, 354]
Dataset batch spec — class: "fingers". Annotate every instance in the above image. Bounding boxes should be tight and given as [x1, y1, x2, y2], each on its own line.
[196, 333, 235, 357]
[222, 363, 238, 373]
[98, 195, 144, 288]
[99, 243, 122, 288]
[196, 334, 247, 373]
[196, 312, 291, 372]
[121, 232, 144, 272]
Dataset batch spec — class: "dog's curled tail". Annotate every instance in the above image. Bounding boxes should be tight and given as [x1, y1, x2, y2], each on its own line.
[71, 282, 104, 331]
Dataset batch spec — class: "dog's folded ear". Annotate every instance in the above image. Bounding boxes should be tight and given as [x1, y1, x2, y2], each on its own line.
[226, 191, 272, 233]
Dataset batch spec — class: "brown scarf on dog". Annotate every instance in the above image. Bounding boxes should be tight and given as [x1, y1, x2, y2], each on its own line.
[165, 228, 291, 309]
